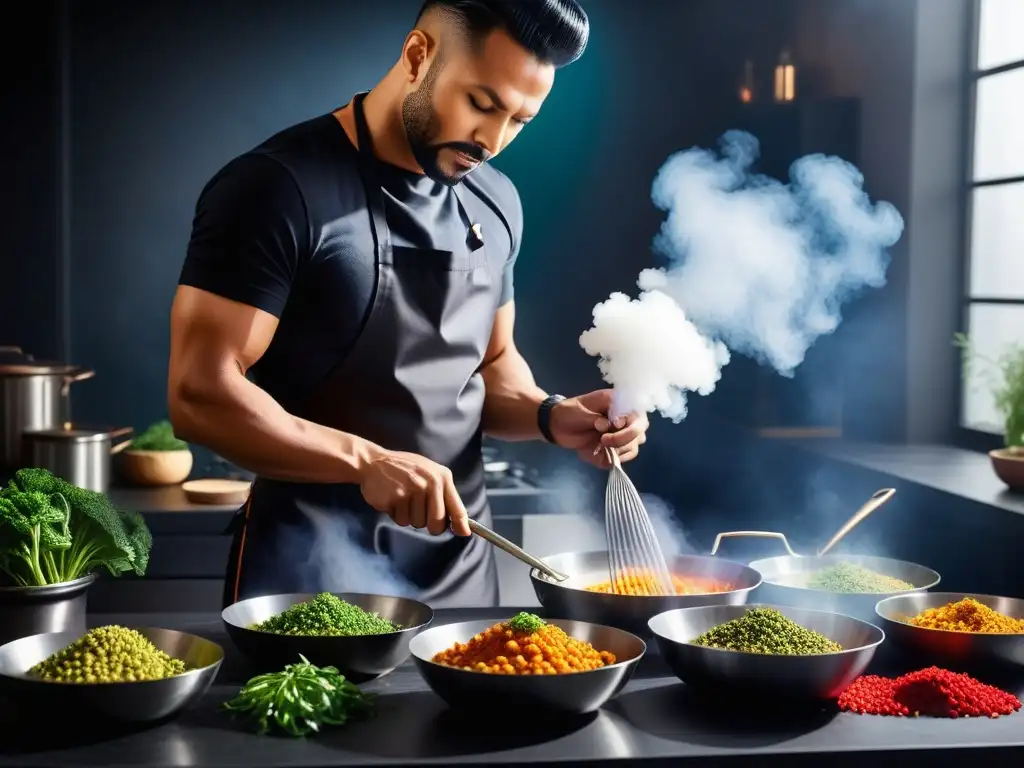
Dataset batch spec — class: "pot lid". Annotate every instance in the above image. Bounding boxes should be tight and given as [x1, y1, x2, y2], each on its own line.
[0, 347, 86, 376]
[24, 424, 127, 443]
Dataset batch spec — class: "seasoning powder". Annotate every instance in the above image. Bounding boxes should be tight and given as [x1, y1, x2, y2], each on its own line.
[805, 562, 913, 594]
[839, 667, 1022, 718]
[909, 598, 1024, 634]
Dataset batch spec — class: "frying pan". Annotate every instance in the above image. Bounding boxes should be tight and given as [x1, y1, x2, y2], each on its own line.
[709, 489, 940, 623]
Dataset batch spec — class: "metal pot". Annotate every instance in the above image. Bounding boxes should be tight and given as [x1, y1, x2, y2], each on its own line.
[22, 425, 133, 493]
[0, 346, 95, 470]
[0, 573, 96, 647]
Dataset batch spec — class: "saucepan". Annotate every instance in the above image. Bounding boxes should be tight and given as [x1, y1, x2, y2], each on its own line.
[22, 425, 134, 493]
[458, 520, 762, 637]
[709, 488, 940, 623]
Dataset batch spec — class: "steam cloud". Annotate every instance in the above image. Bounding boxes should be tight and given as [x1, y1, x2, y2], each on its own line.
[580, 130, 905, 422]
[542, 467, 696, 557]
[288, 503, 416, 597]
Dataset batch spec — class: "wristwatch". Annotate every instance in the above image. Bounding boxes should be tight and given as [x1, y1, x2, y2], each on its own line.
[537, 394, 566, 445]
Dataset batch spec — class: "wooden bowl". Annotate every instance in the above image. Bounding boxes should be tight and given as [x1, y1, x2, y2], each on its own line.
[990, 448, 1024, 492]
[119, 449, 193, 486]
[182, 479, 251, 506]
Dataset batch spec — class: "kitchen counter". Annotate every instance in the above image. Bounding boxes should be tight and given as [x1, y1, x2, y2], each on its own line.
[2, 608, 1024, 767]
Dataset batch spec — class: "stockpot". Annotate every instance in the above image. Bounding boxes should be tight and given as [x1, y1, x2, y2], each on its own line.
[0, 347, 94, 470]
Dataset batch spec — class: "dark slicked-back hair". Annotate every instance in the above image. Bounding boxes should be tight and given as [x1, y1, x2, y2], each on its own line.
[416, 0, 589, 68]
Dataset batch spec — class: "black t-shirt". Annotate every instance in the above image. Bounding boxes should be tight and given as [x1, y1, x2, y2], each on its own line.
[179, 113, 523, 413]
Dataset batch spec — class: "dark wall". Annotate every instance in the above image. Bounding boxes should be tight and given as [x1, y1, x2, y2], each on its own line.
[2, 0, 795, 440]
[1, 0, 973, 531]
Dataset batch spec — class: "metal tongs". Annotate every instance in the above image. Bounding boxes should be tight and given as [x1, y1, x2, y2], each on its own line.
[709, 488, 897, 557]
[466, 518, 569, 582]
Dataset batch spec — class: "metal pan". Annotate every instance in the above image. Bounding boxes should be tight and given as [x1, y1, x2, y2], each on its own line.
[649, 603, 884, 701]
[710, 530, 940, 623]
[530, 550, 762, 636]
[410, 617, 646, 715]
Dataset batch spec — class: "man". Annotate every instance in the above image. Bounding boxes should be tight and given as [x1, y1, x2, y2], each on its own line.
[168, 0, 651, 610]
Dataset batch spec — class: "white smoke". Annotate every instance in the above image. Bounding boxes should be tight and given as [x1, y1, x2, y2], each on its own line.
[580, 130, 905, 422]
[541, 466, 696, 557]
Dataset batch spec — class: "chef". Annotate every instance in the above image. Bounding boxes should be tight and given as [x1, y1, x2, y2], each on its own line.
[167, 0, 650, 610]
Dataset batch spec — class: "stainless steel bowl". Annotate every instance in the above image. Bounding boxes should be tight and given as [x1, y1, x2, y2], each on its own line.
[875, 592, 1024, 668]
[410, 617, 646, 714]
[648, 603, 884, 701]
[530, 551, 762, 636]
[750, 553, 940, 623]
[222, 592, 433, 682]
[0, 627, 223, 722]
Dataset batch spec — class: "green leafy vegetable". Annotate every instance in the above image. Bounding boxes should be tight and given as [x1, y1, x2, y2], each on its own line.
[508, 612, 545, 633]
[128, 420, 189, 451]
[223, 655, 375, 737]
[253, 592, 400, 636]
[0, 469, 153, 586]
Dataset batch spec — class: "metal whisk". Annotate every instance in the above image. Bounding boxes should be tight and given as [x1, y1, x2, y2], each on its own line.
[604, 447, 675, 596]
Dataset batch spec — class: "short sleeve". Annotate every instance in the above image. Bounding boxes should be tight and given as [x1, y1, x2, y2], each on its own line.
[179, 154, 310, 318]
[499, 179, 523, 307]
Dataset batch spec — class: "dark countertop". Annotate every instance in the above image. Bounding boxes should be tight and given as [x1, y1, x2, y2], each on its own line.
[2, 608, 1024, 767]
[792, 440, 1024, 515]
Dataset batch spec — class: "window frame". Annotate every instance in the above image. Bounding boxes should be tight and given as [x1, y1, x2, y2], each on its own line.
[955, 0, 1024, 451]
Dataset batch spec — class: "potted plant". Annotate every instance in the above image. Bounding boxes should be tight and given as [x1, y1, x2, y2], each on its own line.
[0, 468, 153, 645]
[118, 419, 194, 486]
[955, 333, 1024, 491]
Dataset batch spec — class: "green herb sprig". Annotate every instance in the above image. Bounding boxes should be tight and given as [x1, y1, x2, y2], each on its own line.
[223, 655, 375, 737]
[508, 612, 546, 633]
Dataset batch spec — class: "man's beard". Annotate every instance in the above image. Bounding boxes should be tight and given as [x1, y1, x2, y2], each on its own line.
[402, 79, 487, 186]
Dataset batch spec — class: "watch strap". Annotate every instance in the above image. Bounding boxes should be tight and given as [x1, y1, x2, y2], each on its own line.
[538, 394, 566, 445]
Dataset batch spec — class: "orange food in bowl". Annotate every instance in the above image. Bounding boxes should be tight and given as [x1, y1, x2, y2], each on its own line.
[431, 613, 616, 675]
[587, 570, 731, 596]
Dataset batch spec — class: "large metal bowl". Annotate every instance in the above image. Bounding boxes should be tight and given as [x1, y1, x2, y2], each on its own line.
[530, 551, 762, 636]
[410, 617, 646, 715]
[0, 627, 223, 722]
[648, 603, 884, 701]
[749, 553, 940, 623]
[875, 592, 1024, 668]
[222, 592, 433, 682]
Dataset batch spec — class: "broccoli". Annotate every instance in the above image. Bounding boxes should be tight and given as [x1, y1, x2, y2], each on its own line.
[0, 469, 153, 587]
[128, 420, 188, 451]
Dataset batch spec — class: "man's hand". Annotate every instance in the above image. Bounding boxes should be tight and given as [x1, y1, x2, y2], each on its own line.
[548, 389, 650, 469]
[358, 450, 472, 536]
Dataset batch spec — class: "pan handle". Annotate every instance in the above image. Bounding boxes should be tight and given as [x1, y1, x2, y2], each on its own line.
[709, 530, 799, 558]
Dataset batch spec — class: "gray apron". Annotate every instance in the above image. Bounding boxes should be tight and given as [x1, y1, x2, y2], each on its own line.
[223, 92, 506, 610]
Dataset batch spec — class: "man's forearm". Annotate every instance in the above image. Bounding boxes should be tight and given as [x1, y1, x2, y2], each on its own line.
[169, 371, 383, 484]
[480, 347, 548, 441]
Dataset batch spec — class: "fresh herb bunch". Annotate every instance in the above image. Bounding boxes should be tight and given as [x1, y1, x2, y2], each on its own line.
[0, 468, 153, 586]
[253, 592, 400, 636]
[955, 333, 1024, 450]
[223, 655, 375, 737]
[129, 420, 189, 451]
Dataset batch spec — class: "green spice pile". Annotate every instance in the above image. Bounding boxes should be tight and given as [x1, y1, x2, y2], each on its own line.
[805, 562, 914, 594]
[253, 592, 400, 636]
[224, 654, 375, 736]
[30, 625, 187, 683]
[692, 607, 842, 655]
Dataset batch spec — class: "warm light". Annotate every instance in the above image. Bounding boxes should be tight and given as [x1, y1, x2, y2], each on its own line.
[773, 50, 796, 102]
[739, 59, 754, 103]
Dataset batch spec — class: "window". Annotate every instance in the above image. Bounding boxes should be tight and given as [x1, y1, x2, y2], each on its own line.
[960, 0, 1024, 435]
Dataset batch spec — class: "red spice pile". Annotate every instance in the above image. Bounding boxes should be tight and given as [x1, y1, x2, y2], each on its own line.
[838, 666, 1022, 719]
